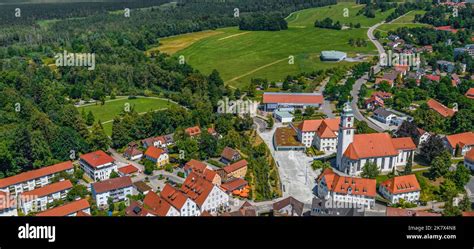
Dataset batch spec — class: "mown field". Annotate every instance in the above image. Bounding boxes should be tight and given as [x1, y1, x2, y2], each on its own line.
[77, 96, 177, 135]
[151, 3, 395, 88]
[377, 10, 430, 34]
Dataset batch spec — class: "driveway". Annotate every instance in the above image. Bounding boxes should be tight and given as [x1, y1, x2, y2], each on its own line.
[315, 77, 335, 118]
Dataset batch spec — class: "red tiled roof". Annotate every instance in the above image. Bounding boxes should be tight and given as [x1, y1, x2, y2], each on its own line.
[143, 191, 174, 216]
[462, 211, 474, 217]
[92, 176, 132, 194]
[76, 210, 91, 216]
[427, 99, 456, 118]
[144, 146, 165, 159]
[434, 26, 458, 33]
[220, 178, 248, 192]
[118, 165, 139, 175]
[424, 74, 440, 82]
[445, 132, 474, 149]
[221, 147, 239, 161]
[20, 180, 73, 198]
[386, 207, 441, 216]
[316, 121, 337, 138]
[373, 91, 392, 99]
[466, 149, 474, 162]
[0, 161, 73, 188]
[317, 168, 376, 197]
[207, 127, 217, 135]
[36, 199, 90, 217]
[223, 160, 248, 174]
[380, 175, 420, 194]
[262, 93, 323, 104]
[297, 118, 340, 132]
[160, 184, 189, 210]
[343, 133, 404, 160]
[391, 137, 417, 150]
[180, 172, 214, 207]
[124, 147, 143, 157]
[465, 88, 474, 99]
[184, 160, 218, 183]
[80, 150, 114, 168]
[185, 126, 201, 136]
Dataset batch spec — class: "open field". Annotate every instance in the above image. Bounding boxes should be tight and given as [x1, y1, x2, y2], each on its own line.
[150, 3, 395, 88]
[378, 10, 430, 34]
[77, 96, 176, 135]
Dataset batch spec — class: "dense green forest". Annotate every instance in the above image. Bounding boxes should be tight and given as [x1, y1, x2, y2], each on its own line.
[239, 14, 288, 31]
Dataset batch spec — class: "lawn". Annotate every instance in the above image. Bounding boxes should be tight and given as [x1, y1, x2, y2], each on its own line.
[149, 3, 395, 88]
[77, 96, 177, 135]
[378, 10, 430, 34]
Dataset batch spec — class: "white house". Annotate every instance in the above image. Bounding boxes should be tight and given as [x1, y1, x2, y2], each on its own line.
[444, 132, 474, 156]
[180, 172, 229, 214]
[144, 147, 169, 167]
[373, 108, 398, 125]
[273, 109, 294, 123]
[91, 176, 133, 207]
[464, 149, 474, 171]
[296, 118, 340, 153]
[379, 175, 421, 204]
[416, 128, 431, 146]
[36, 199, 91, 217]
[19, 180, 73, 214]
[160, 184, 200, 216]
[142, 191, 180, 216]
[316, 168, 376, 209]
[0, 191, 17, 216]
[336, 103, 416, 176]
[0, 161, 74, 196]
[79, 150, 117, 182]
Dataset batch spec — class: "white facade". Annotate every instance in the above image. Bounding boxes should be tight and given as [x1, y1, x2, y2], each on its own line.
[80, 161, 117, 182]
[297, 128, 338, 153]
[0, 169, 74, 196]
[0, 207, 18, 216]
[94, 186, 133, 207]
[20, 189, 70, 214]
[378, 185, 420, 204]
[341, 156, 397, 176]
[465, 158, 474, 171]
[199, 186, 229, 213]
[336, 103, 355, 170]
[317, 177, 374, 209]
[178, 198, 201, 217]
[418, 132, 430, 146]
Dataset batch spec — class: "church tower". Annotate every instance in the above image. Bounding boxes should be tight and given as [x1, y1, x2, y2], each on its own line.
[336, 102, 355, 170]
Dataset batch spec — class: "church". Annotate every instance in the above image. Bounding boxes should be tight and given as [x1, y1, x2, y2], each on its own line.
[336, 103, 416, 176]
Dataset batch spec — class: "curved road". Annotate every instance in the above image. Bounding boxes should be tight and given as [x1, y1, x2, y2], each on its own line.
[349, 21, 385, 132]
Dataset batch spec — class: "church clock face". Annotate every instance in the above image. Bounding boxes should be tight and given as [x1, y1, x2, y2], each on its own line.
[348, 117, 351, 122]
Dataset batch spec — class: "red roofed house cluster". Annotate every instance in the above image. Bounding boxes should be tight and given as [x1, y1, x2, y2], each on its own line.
[379, 175, 421, 204]
[336, 103, 416, 176]
[184, 159, 221, 185]
[444, 132, 474, 156]
[296, 118, 340, 153]
[19, 180, 73, 214]
[79, 150, 117, 182]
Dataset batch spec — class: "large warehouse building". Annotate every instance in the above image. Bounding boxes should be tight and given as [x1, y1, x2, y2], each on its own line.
[262, 92, 324, 112]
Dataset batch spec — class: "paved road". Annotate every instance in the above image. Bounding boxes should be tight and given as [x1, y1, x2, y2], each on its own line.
[315, 77, 335, 118]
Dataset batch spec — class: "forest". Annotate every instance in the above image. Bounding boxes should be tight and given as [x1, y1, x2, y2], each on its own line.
[239, 14, 288, 31]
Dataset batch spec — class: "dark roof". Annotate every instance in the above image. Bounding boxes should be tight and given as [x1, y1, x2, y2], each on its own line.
[133, 181, 152, 193]
[272, 196, 304, 216]
[373, 108, 394, 118]
[92, 176, 132, 194]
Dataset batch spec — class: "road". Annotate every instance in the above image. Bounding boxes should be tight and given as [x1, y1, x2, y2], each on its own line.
[349, 21, 386, 133]
[315, 77, 335, 118]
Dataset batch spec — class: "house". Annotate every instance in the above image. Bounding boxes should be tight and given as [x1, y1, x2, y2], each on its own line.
[133, 181, 152, 195]
[365, 95, 385, 110]
[296, 118, 340, 153]
[125, 201, 151, 217]
[394, 65, 409, 75]
[386, 207, 441, 216]
[0, 161, 73, 196]
[379, 175, 421, 204]
[123, 146, 143, 161]
[373, 108, 398, 125]
[427, 99, 457, 118]
[444, 132, 474, 156]
[180, 172, 229, 214]
[183, 159, 221, 185]
[387, 34, 400, 41]
[220, 147, 241, 164]
[19, 180, 73, 214]
[0, 191, 17, 216]
[143, 191, 180, 216]
[434, 26, 458, 34]
[262, 92, 323, 112]
[454, 44, 474, 58]
[465, 88, 474, 99]
[141, 135, 167, 149]
[272, 196, 304, 216]
[316, 168, 376, 209]
[336, 103, 416, 176]
[221, 160, 248, 180]
[273, 109, 294, 123]
[91, 176, 133, 207]
[310, 197, 363, 217]
[185, 126, 201, 138]
[118, 165, 139, 176]
[220, 178, 248, 194]
[437, 60, 466, 73]
[465, 149, 474, 171]
[36, 199, 90, 217]
[424, 74, 441, 82]
[79, 150, 117, 182]
[160, 184, 200, 216]
[415, 127, 431, 146]
[144, 146, 169, 167]
[375, 70, 399, 87]
[221, 201, 257, 216]
[451, 74, 461, 87]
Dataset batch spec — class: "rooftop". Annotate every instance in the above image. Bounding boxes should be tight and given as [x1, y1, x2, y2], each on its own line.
[36, 199, 90, 217]
[317, 168, 376, 197]
[80, 150, 114, 168]
[427, 99, 456, 118]
[0, 161, 73, 188]
[92, 176, 132, 194]
[262, 92, 323, 105]
[380, 175, 421, 195]
[20, 180, 73, 198]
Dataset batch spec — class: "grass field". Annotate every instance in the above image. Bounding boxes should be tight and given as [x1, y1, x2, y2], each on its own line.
[77, 97, 177, 135]
[377, 10, 430, 34]
[149, 3, 395, 88]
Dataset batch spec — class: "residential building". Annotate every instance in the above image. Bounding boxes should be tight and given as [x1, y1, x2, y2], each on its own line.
[272, 196, 304, 216]
[220, 178, 248, 194]
[444, 132, 474, 156]
[181, 172, 229, 214]
[19, 180, 73, 214]
[379, 175, 421, 204]
[375, 70, 399, 87]
[144, 147, 169, 167]
[465, 149, 474, 170]
[220, 147, 241, 164]
[221, 201, 257, 216]
[465, 88, 474, 99]
[310, 197, 363, 217]
[35, 199, 90, 217]
[426, 98, 457, 118]
[365, 95, 385, 110]
[221, 160, 248, 179]
[123, 146, 143, 161]
[434, 26, 459, 34]
[336, 103, 416, 176]
[143, 191, 180, 216]
[117, 165, 139, 176]
[125, 201, 152, 217]
[262, 92, 323, 112]
[320, 50, 347, 61]
[0, 191, 17, 216]
[160, 184, 200, 216]
[437, 60, 466, 73]
[296, 118, 340, 152]
[79, 150, 117, 182]
[185, 126, 201, 138]
[373, 108, 398, 125]
[317, 168, 376, 209]
[424, 74, 441, 82]
[141, 135, 167, 149]
[133, 181, 152, 195]
[184, 159, 221, 185]
[91, 176, 133, 207]
[415, 127, 431, 146]
[386, 207, 441, 216]
[0, 161, 73, 196]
